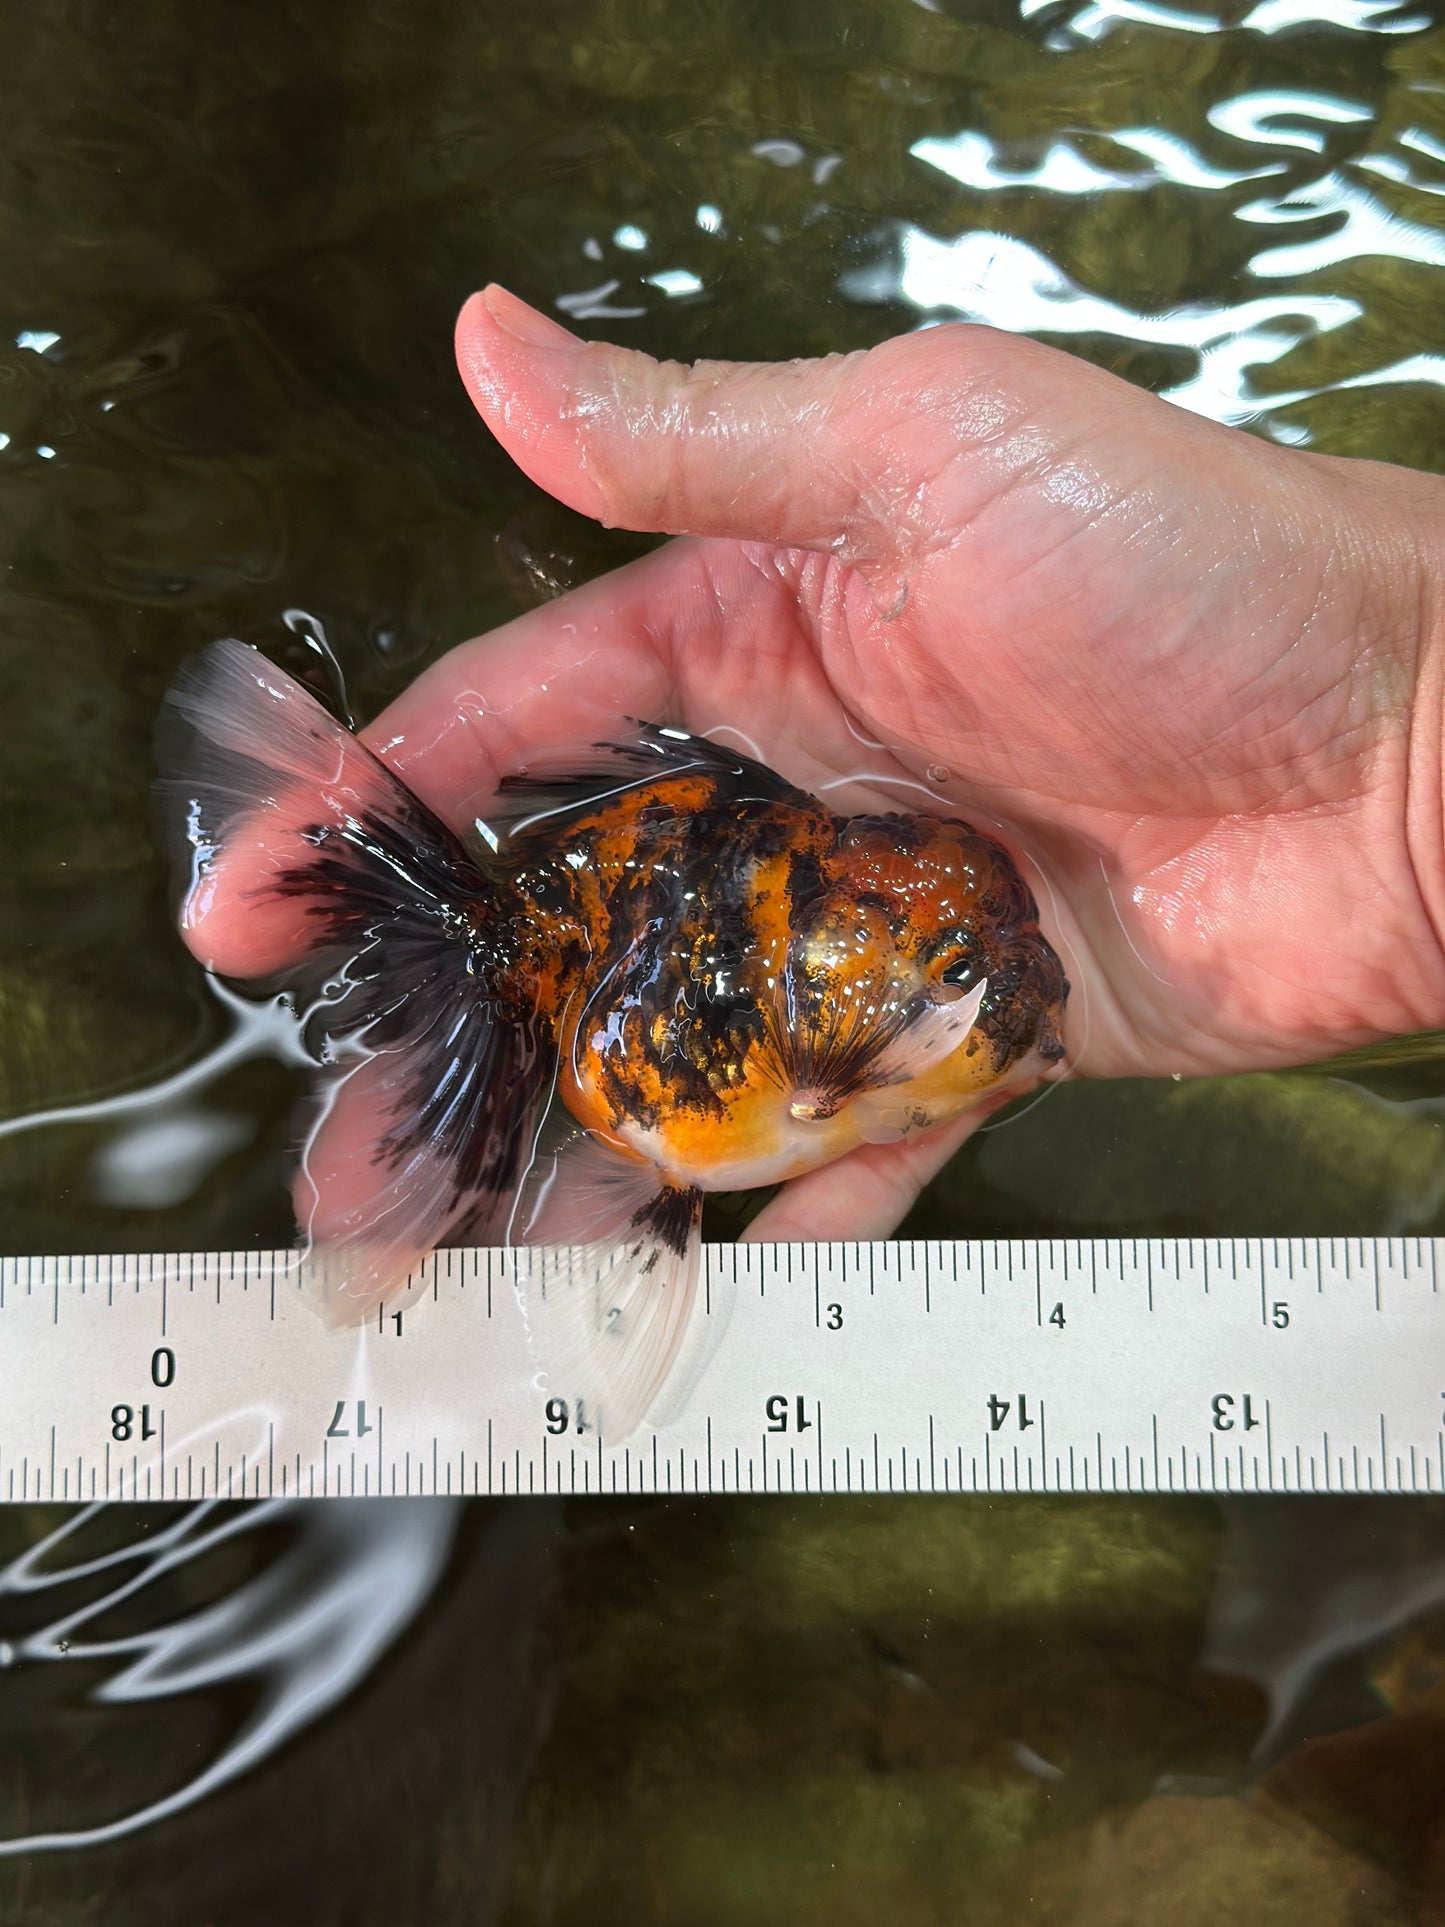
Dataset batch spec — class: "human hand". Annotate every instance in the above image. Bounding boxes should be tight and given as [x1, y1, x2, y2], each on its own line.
[186, 287, 1445, 1241]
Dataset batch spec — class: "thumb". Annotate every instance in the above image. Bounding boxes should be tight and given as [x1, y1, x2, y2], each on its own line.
[455, 284, 980, 554]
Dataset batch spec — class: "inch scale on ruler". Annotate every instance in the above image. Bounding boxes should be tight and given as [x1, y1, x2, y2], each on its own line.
[0, 1238, 1441, 1501]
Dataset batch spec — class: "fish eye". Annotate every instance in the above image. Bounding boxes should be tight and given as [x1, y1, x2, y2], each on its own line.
[940, 953, 977, 989]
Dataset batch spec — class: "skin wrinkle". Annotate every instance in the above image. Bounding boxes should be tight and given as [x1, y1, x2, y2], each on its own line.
[439, 297, 1445, 1159]
[909, 375, 1027, 451]
[865, 562, 1081, 780]
[1250, 545, 1419, 813]
[879, 329, 1045, 439]
[1039, 458, 1117, 518]
[969, 481, 1128, 611]
[795, 560, 994, 800]
[1078, 797, 1418, 1071]
[970, 451, 1400, 815]
[1401, 544, 1445, 970]
[900, 389, 1047, 528]
[679, 399, 815, 538]
[679, 553, 887, 803]
[851, 354, 1089, 563]
[1003, 439, 1169, 559]
[596, 352, 853, 537]
[1117, 751, 1418, 1048]
[1197, 658, 1369, 812]
[1132, 797, 1394, 932]
[812, 405, 962, 578]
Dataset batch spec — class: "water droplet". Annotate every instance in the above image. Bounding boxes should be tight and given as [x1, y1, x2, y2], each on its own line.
[927, 764, 950, 785]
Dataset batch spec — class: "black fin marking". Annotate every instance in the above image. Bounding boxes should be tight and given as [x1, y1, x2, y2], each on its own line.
[157, 640, 547, 1307]
[480, 723, 809, 853]
[629, 1183, 703, 1261]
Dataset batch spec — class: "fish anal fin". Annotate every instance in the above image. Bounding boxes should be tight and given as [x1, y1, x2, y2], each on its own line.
[508, 1124, 719, 1442]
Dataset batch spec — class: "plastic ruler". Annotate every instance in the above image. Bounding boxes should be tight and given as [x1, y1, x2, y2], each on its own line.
[0, 1238, 1441, 1501]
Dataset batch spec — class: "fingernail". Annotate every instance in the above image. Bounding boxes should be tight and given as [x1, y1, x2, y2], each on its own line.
[480, 284, 582, 354]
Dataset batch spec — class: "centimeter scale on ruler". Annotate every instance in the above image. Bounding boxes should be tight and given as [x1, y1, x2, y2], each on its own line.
[0, 1238, 1441, 1502]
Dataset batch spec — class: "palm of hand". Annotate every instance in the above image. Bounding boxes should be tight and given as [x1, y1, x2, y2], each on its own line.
[186, 298, 1445, 1243]
[435, 305, 1444, 1081]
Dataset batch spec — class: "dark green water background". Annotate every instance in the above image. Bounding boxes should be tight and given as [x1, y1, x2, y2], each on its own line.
[2, 0, 1445, 1920]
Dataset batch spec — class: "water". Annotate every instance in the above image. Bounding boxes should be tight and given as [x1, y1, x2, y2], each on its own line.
[2, 0, 1444, 1917]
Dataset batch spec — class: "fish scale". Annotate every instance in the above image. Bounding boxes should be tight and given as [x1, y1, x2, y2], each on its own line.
[155, 640, 1067, 1437]
[0, 1238, 1440, 1500]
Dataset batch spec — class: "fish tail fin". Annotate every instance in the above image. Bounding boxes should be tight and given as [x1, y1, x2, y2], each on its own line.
[156, 639, 549, 1308]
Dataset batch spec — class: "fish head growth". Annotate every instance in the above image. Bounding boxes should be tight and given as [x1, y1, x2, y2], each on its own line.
[554, 802, 1067, 1193]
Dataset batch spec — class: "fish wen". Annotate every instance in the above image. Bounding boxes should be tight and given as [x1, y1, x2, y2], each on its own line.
[157, 641, 1068, 1438]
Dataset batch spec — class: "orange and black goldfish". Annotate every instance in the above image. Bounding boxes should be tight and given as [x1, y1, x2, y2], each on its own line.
[158, 641, 1067, 1435]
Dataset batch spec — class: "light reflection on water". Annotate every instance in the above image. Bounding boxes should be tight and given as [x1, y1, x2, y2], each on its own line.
[1031, 0, 1433, 38]
[846, 227, 1366, 426]
[0, 976, 311, 1214]
[0, 1499, 461, 1853]
[0, 0, 1442, 1911]
[1205, 1498, 1445, 1761]
[856, 80, 1445, 432]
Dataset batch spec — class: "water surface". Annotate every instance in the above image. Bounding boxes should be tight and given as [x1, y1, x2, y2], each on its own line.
[2, 0, 1444, 1919]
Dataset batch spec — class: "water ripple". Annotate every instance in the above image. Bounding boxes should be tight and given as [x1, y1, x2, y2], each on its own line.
[1240, 171, 1445, 275]
[0, 1498, 461, 1853]
[845, 227, 1363, 426]
[862, 46, 1445, 442]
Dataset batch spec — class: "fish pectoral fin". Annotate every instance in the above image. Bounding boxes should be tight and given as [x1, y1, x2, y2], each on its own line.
[866, 976, 989, 1088]
[507, 1125, 716, 1443]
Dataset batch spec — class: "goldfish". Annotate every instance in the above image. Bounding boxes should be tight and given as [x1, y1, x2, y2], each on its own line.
[158, 640, 1067, 1434]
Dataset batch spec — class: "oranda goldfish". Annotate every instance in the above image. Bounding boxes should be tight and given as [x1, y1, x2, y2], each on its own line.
[159, 641, 1067, 1435]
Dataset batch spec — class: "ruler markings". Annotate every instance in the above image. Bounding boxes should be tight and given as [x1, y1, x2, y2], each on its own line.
[0, 1239, 1441, 1498]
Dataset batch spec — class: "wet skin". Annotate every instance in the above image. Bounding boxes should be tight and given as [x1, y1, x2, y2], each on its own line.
[183, 290, 1445, 1244]
[495, 777, 1065, 1190]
